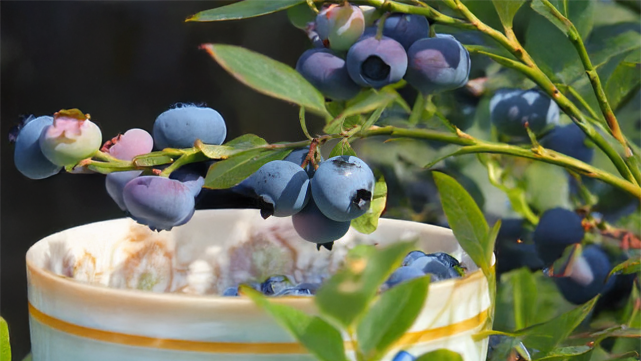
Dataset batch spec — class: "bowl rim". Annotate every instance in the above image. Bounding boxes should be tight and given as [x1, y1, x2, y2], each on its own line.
[26, 210, 495, 307]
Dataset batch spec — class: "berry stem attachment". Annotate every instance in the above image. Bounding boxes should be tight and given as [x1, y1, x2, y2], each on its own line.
[375, 12, 390, 40]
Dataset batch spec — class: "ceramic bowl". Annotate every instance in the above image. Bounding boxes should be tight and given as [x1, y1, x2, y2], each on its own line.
[27, 209, 493, 361]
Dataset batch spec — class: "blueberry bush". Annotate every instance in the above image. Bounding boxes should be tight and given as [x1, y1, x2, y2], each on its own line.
[6, 0, 641, 361]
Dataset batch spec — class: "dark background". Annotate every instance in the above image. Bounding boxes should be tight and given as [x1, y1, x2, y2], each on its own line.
[1, 1, 321, 357]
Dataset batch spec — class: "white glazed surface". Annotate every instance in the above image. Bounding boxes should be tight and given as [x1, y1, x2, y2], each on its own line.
[27, 209, 492, 361]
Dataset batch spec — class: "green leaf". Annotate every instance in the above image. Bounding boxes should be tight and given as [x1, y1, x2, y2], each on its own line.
[492, 0, 527, 28]
[202, 44, 329, 117]
[511, 268, 538, 330]
[351, 177, 387, 234]
[531, 0, 572, 35]
[357, 276, 430, 360]
[517, 297, 599, 359]
[524, 162, 571, 212]
[536, 345, 593, 361]
[554, 29, 641, 86]
[315, 241, 416, 329]
[242, 286, 348, 361]
[609, 257, 641, 278]
[0, 317, 10, 361]
[204, 148, 292, 189]
[132, 151, 174, 167]
[548, 243, 583, 277]
[329, 139, 357, 158]
[526, 0, 596, 83]
[21, 355, 30, 361]
[605, 61, 641, 110]
[197, 134, 268, 159]
[187, 0, 304, 22]
[415, 349, 464, 361]
[433, 172, 491, 274]
[324, 90, 396, 133]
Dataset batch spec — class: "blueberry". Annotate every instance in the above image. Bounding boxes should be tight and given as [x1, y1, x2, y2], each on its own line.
[105, 128, 155, 211]
[542, 123, 594, 164]
[12, 115, 62, 179]
[296, 49, 361, 101]
[391, 351, 416, 361]
[275, 283, 319, 296]
[169, 165, 206, 198]
[261, 275, 294, 296]
[106, 171, 142, 211]
[153, 105, 226, 150]
[533, 208, 585, 266]
[496, 219, 544, 276]
[311, 156, 376, 222]
[245, 160, 311, 218]
[222, 287, 239, 296]
[315, 4, 365, 51]
[346, 36, 408, 89]
[292, 198, 351, 245]
[405, 35, 470, 95]
[402, 250, 427, 267]
[284, 147, 316, 176]
[554, 245, 614, 304]
[107, 128, 154, 161]
[380, 13, 429, 51]
[122, 176, 196, 231]
[384, 266, 424, 288]
[429, 252, 461, 269]
[39, 110, 102, 167]
[409, 254, 461, 281]
[490, 88, 560, 137]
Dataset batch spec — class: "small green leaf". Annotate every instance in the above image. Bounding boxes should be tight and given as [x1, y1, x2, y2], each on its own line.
[492, 0, 527, 28]
[536, 345, 593, 360]
[433, 172, 491, 274]
[315, 241, 416, 329]
[517, 297, 599, 359]
[511, 268, 538, 330]
[1, 317, 10, 361]
[351, 177, 388, 234]
[361, 106, 386, 132]
[415, 349, 464, 361]
[21, 354, 30, 361]
[202, 44, 329, 117]
[204, 149, 292, 189]
[197, 134, 268, 159]
[187, 0, 304, 22]
[357, 276, 430, 360]
[531, 0, 571, 35]
[242, 287, 348, 361]
[609, 257, 641, 278]
[524, 162, 571, 212]
[132, 152, 174, 167]
[324, 90, 396, 133]
[329, 139, 357, 158]
[605, 61, 641, 110]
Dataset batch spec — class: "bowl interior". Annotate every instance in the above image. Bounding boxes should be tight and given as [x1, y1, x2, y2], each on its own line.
[26, 209, 477, 296]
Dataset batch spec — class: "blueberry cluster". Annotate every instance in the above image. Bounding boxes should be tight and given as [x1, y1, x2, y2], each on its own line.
[104, 104, 226, 231]
[490, 88, 560, 138]
[222, 275, 320, 297]
[296, 4, 471, 100]
[533, 208, 615, 304]
[11, 110, 102, 180]
[243, 153, 376, 250]
[384, 250, 463, 289]
[221, 250, 463, 298]
[489, 88, 594, 165]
